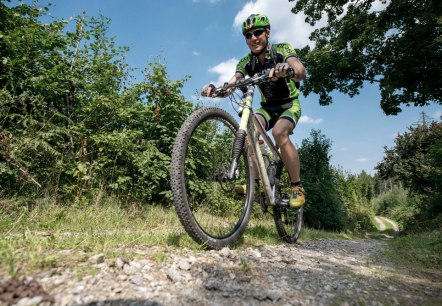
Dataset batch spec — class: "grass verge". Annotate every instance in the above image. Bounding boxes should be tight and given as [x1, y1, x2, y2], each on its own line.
[0, 196, 359, 277]
[384, 230, 442, 271]
[0, 196, 195, 276]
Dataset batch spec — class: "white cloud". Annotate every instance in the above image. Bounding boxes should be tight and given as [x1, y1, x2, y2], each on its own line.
[299, 115, 323, 124]
[233, 0, 327, 48]
[207, 1, 329, 86]
[208, 58, 238, 85]
[192, 51, 200, 56]
[231, 0, 390, 48]
[356, 158, 370, 163]
[432, 110, 442, 120]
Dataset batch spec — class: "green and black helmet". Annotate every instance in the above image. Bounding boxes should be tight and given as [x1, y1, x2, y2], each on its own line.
[242, 13, 270, 35]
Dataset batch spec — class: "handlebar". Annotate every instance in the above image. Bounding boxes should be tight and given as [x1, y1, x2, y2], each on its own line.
[212, 68, 294, 97]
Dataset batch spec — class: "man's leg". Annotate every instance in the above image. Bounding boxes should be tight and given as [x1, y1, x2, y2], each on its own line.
[271, 119, 300, 183]
[272, 119, 305, 207]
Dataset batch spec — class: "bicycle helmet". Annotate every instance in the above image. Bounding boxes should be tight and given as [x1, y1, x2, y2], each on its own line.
[242, 13, 270, 35]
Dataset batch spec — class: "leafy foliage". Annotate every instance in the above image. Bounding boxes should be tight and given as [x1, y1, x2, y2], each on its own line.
[299, 129, 348, 230]
[298, 130, 377, 231]
[335, 169, 376, 231]
[375, 118, 442, 231]
[291, 0, 442, 115]
[0, 1, 194, 202]
[376, 120, 442, 194]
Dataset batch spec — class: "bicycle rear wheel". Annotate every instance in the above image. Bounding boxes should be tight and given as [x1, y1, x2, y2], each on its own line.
[273, 161, 303, 243]
[170, 107, 254, 249]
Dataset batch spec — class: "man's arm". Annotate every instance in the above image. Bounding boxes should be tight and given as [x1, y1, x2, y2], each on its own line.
[287, 57, 307, 82]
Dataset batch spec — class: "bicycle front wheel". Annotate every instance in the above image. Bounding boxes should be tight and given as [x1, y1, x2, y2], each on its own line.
[170, 107, 254, 249]
[273, 161, 303, 243]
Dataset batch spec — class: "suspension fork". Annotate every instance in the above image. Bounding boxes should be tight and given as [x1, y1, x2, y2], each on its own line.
[228, 86, 254, 180]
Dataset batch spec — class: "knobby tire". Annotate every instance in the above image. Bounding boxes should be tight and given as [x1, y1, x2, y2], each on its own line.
[170, 107, 254, 249]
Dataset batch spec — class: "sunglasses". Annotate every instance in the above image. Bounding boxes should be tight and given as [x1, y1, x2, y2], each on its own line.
[245, 28, 266, 40]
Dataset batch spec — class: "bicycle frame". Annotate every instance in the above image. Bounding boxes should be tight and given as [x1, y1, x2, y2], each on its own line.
[171, 68, 303, 248]
[229, 84, 281, 206]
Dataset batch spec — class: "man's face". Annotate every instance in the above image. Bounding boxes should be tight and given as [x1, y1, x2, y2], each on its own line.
[245, 28, 269, 54]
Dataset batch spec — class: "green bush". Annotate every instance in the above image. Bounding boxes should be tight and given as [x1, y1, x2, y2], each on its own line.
[303, 183, 348, 230]
[335, 169, 377, 232]
[372, 187, 408, 216]
[370, 188, 440, 232]
[0, 3, 195, 202]
[349, 204, 376, 232]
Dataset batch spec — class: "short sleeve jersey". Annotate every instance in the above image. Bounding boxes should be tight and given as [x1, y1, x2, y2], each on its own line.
[236, 43, 300, 105]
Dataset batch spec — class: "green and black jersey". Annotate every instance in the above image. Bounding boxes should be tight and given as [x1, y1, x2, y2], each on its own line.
[236, 43, 300, 105]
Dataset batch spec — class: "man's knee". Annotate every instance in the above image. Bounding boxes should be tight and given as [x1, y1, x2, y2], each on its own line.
[272, 128, 290, 145]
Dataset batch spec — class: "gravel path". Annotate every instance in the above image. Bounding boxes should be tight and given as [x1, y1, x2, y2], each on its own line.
[374, 217, 399, 232]
[2, 238, 441, 306]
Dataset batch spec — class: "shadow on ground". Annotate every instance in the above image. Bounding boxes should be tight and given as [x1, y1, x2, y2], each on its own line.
[366, 228, 399, 239]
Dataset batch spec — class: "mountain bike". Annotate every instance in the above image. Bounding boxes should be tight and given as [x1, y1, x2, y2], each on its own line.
[170, 70, 303, 249]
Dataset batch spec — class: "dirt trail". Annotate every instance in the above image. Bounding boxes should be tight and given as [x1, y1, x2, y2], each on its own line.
[2, 238, 441, 306]
[374, 216, 399, 232]
[374, 216, 387, 231]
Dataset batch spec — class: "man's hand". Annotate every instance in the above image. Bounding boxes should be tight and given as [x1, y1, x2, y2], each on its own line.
[269, 63, 292, 80]
[201, 84, 217, 97]
[201, 83, 234, 98]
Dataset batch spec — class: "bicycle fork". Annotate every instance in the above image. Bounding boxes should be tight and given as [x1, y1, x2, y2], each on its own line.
[227, 86, 279, 206]
[228, 87, 254, 181]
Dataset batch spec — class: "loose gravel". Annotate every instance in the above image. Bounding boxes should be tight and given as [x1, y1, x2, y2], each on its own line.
[1, 239, 441, 306]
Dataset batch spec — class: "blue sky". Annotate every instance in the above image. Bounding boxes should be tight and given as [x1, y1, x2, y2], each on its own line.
[17, 0, 441, 175]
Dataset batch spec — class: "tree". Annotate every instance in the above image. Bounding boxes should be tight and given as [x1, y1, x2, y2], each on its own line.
[291, 0, 442, 115]
[376, 120, 442, 194]
[375, 118, 442, 230]
[298, 129, 348, 230]
[0, 1, 194, 202]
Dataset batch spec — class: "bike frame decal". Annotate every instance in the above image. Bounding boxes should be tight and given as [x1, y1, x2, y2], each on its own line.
[239, 93, 253, 131]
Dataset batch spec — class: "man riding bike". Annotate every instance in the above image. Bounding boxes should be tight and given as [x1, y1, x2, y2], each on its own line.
[202, 13, 307, 208]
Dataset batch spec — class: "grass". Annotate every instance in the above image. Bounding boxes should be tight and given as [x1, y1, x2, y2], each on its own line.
[0, 196, 197, 276]
[0, 196, 358, 277]
[2, 196, 439, 278]
[243, 206, 358, 247]
[384, 230, 442, 271]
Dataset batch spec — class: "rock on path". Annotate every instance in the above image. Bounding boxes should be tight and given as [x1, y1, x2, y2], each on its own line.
[1, 239, 441, 306]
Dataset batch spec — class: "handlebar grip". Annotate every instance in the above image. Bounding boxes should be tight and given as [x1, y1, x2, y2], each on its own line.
[287, 67, 294, 78]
